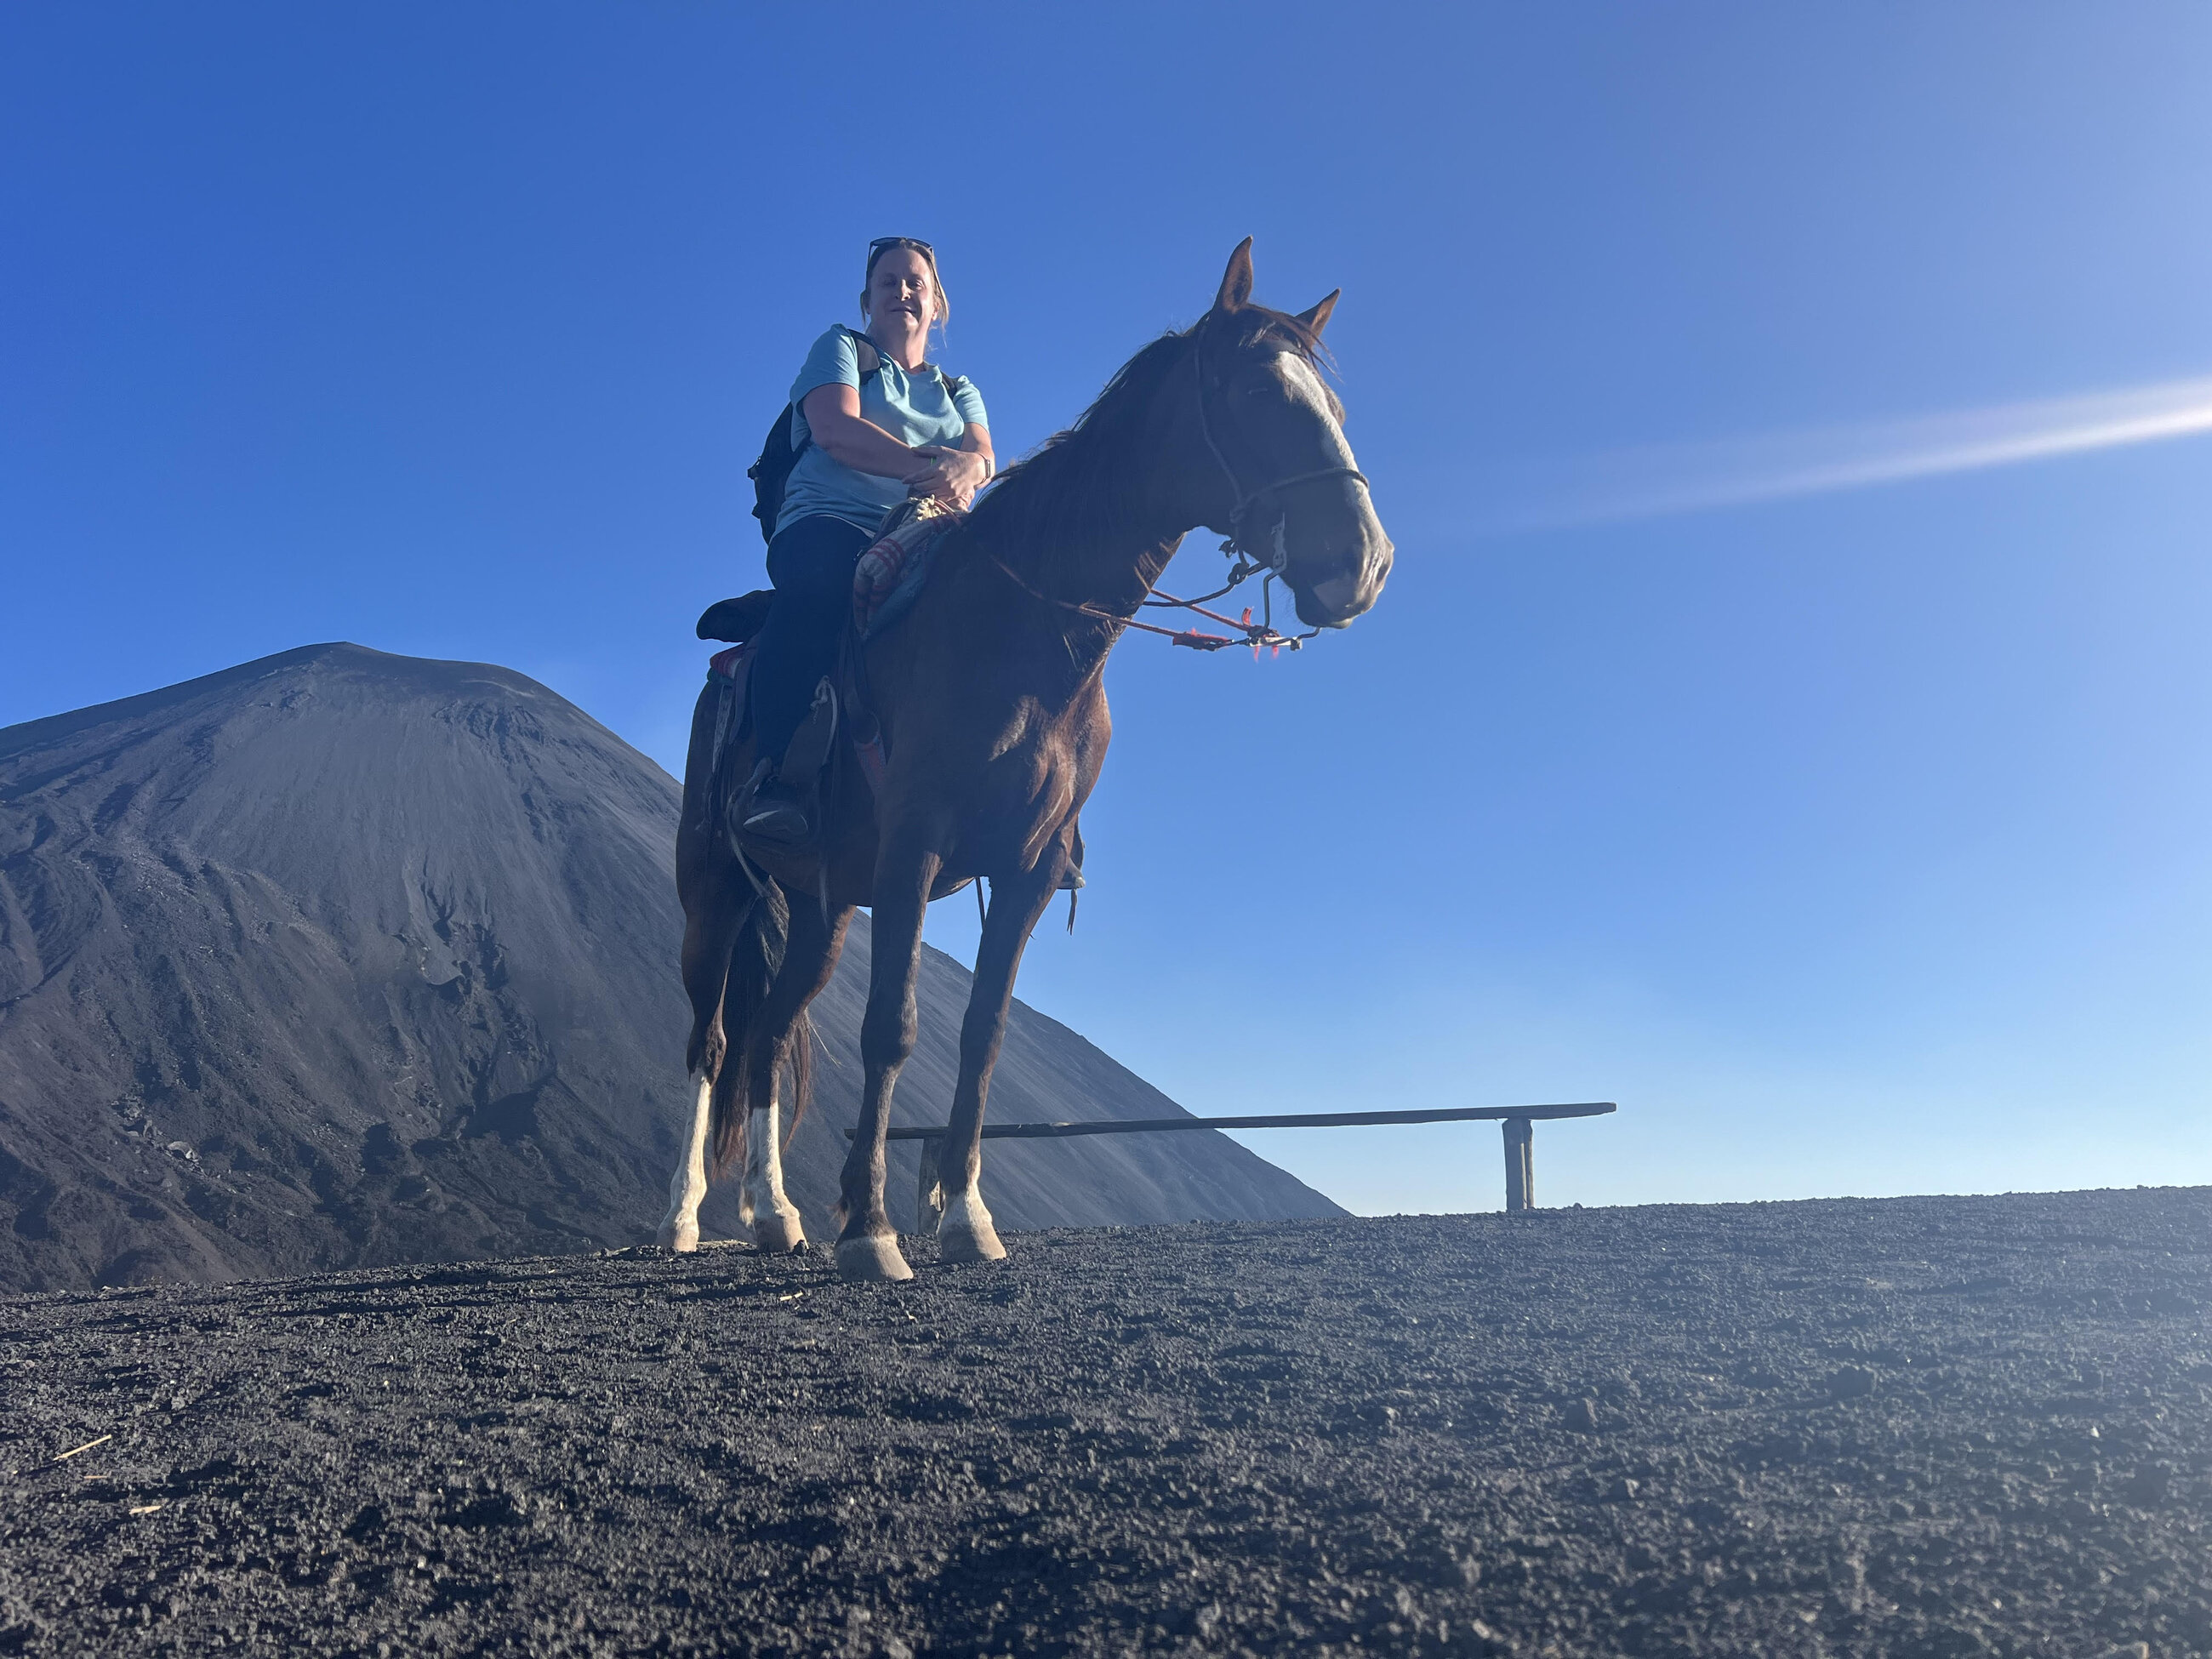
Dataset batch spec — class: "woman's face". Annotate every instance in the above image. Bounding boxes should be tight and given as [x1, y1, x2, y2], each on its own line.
[865, 247, 938, 334]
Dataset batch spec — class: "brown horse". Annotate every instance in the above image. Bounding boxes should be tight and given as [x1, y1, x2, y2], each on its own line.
[657, 241, 1394, 1280]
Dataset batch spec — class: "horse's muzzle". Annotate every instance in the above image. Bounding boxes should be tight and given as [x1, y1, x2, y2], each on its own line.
[1297, 537, 1393, 629]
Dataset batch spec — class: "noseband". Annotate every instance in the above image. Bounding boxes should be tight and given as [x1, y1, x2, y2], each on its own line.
[1191, 327, 1371, 572]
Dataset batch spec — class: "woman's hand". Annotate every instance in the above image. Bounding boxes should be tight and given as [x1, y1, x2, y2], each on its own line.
[907, 446, 990, 510]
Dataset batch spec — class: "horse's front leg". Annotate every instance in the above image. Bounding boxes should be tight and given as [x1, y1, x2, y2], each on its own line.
[835, 839, 942, 1282]
[934, 843, 1071, 1263]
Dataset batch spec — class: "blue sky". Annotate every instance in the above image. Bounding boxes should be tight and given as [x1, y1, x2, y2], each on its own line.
[5, 4, 2207, 1213]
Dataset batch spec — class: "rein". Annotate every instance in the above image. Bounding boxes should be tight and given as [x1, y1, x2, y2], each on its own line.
[987, 553, 1311, 655]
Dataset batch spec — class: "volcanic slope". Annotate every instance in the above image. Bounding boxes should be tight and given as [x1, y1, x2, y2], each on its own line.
[0, 644, 1338, 1292]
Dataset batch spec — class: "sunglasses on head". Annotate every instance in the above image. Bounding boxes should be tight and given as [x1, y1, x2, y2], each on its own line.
[868, 236, 934, 261]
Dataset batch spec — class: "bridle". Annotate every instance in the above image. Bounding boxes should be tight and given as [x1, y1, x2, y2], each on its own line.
[985, 322, 1372, 656]
[1189, 320, 1371, 575]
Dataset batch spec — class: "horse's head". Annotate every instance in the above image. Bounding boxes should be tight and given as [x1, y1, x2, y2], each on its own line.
[1183, 239, 1394, 629]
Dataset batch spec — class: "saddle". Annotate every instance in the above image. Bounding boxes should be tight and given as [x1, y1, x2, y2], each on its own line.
[699, 500, 959, 647]
[694, 498, 963, 824]
[695, 590, 774, 644]
[695, 613, 881, 857]
[690, 506, 1084, 891]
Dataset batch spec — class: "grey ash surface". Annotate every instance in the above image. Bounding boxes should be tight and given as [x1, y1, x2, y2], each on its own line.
[4, 1189, 2209, 1658]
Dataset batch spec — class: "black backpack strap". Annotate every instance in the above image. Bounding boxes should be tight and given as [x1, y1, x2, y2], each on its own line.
[750, 329, 887, 546]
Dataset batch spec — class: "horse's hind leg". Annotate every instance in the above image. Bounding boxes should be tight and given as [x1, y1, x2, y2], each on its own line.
[738, 897, 852, 1253]
[935, 850, 1067, 1263]
[659, 1075, 715, 1253]
[658, 881, 751, 1252]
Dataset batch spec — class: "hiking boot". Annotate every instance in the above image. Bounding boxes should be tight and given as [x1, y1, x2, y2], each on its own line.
[739, 768, 810, 845]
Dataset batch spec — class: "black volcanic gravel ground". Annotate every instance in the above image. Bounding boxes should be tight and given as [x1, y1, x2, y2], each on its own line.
[3, 1190, 2209, 1658]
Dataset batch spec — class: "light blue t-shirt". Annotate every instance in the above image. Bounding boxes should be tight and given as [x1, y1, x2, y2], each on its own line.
[776, 326, 990, 537]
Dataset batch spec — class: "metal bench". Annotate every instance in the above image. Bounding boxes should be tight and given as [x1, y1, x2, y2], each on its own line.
[852, 1102, 1618, 1223]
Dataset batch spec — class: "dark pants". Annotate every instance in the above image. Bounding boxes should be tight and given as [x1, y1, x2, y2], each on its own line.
[752, 513, 875, 764]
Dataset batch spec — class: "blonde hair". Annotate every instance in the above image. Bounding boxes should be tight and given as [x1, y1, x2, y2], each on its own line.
[860, 237, 949, 334]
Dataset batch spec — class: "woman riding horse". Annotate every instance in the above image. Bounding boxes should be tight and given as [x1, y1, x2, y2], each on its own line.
[658, 241, 1392, 1280]
[742, 237, 994, 844]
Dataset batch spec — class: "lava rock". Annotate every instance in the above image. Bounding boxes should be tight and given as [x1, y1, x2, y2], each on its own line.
[1827, 1365, 1879, 1400]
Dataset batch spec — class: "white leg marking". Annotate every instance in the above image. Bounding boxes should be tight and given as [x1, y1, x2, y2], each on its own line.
[937, 1183, 1006, 1263]
[655, 1074, 712, 1252]
[742, 1097, 807, 1253]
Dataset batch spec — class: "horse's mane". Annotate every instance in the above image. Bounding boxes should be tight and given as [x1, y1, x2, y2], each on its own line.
[966, 307, 1334, 556]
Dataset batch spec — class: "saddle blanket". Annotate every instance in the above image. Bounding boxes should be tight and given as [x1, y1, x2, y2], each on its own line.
[852, 497, 964, 640]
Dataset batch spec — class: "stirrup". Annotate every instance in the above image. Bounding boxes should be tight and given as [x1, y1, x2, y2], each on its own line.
[735, 679, 838, 849]
[736, 758, 809, 845]
[778, 678, 839, 787]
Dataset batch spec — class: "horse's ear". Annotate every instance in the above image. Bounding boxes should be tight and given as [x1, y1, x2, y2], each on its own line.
[1212, 237, 1256, 315]
[1293, 289, 1340, 339]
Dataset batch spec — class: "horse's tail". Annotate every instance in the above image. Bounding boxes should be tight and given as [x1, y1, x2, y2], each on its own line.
[706, 877, 815, 1179]
[784, 1002, 815, 1149]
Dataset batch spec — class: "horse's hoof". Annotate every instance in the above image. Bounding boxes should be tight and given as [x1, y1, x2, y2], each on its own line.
[751, 1205, 807, 1255]
[835, 1234, 914, 1282]
[657, 1218, 700, 1253]
[938, 1224, 1006, 1263]
[938, 1190, 1006, 1263]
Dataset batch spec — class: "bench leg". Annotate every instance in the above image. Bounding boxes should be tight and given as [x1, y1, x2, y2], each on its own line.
[1502, 1117, 1534, 1211]
[915, 1135, 944, 1232]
